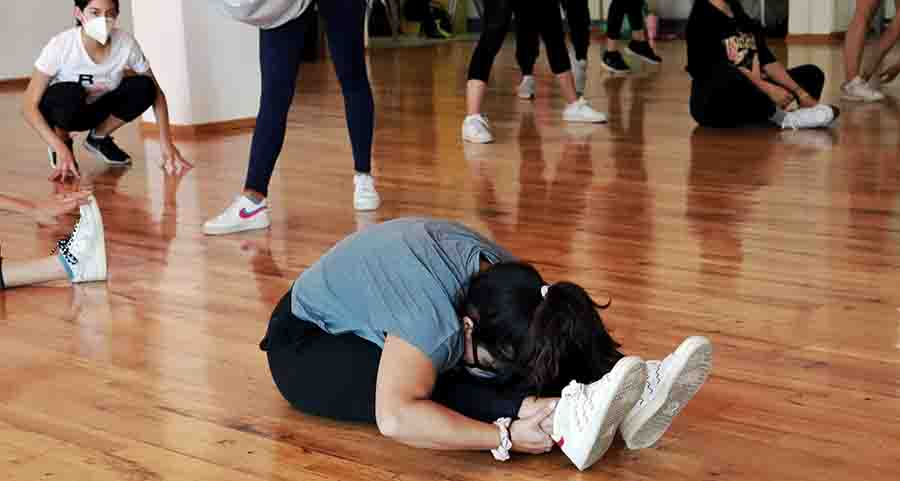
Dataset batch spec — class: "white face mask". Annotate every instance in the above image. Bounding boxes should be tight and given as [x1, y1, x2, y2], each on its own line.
[83, 16, 116, 45]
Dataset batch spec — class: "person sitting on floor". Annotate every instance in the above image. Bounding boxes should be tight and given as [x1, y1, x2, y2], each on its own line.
[687, 0, 839, 129]
[261, 217, 713, 470]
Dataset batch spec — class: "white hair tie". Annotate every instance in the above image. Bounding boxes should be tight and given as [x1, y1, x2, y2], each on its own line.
[540, 285, 551, 298]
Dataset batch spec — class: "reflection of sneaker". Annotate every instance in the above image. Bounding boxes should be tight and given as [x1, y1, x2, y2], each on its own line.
[551, 356, 646, 471]
[778, 104, 838, 130]
[779, 129, 836, 150]
[203, 195, 271, 236]
[56, 196, 107, 283]
[462, 114, 494, 144]
[563, 98, 608, 123]
[626, 40, 663, 64]
[84, 132, 132, 166]
[841, 76, 885, 102]
[601, 51, 631, 74]
[620, 336, 713, 450]
[353, 173, 381, 211]
[518, 75, 536, 100]
[49, 137, 76, 169]
[573, 59, 588, 96]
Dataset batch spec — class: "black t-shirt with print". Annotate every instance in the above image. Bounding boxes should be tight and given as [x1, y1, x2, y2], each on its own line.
[686, 0, 776, 80]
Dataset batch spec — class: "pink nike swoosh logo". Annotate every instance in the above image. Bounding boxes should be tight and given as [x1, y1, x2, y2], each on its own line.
[239, 206, 267, 219]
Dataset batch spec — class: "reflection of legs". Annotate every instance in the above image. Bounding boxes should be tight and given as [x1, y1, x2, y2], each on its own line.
[0, 255, 68, 289]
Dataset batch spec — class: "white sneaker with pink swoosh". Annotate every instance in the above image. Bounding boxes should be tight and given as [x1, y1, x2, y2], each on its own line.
[203, 195, 271, 236]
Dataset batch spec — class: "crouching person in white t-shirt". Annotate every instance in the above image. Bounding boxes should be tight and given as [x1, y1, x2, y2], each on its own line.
[21, 0, 191, 182]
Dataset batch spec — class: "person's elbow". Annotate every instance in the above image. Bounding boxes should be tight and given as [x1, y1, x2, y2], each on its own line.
[375, 405, 405, 440]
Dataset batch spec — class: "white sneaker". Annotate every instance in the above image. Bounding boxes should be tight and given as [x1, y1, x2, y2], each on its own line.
[353, 173, 381, 211]
[203, 195, 271, 236]
[551, 356, 646, 471]
[573, 59, 588, 96]
[518, 75, 536, 100]
[56, 196, 107, 283]
[778, 104, 838, 130]
[620, 336, 713, 450]
[462, 114, 494, 144]
[563, 98, 608, 123]
[841, 76, 885, 102]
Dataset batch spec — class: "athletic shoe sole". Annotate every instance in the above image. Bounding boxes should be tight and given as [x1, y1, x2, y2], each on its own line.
[354, 197, 381, 212]
[625, 46, 662, 65]
[75, 197, 108, 283]
[563, 113, 608, 124]
[461, 133, 494, 144]
[600, 61, 631, 75]
[518, 91, 535, 100]
[203, 216, 272, 236]
[621, 336, 713, 450]
[554, 356, 646, 471]
[83, 139, 133, 166]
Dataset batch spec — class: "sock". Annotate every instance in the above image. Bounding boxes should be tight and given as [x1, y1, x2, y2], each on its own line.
[769, 108, 788, 125]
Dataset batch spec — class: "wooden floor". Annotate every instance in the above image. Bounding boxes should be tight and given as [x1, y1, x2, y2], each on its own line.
[2, 39, 900, 480]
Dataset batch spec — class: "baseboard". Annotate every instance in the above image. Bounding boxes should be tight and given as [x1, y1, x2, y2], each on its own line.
[0, 77, 29, 91]
[785, 32, 846, 44]
[139, 117, 256, 139]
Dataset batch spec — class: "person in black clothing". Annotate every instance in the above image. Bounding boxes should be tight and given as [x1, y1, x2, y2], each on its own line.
[515, 0, 592, 98]
[687, 0, 839, 129]
[601, 0, 662, 74]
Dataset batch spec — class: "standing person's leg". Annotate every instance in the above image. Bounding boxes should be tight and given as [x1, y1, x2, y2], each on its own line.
[463, 0, 516, 144]
[262, 290, 383, 422]
[203, 13, 309, 236]
[532, 0, 607, 123]
[515, 3, 541, 100]
[602, 0, 633, 73]
[562, 0, 592, 95]
[318, 0, 381, 211]
[864, 10, 900, 82]
[842, 0, 886, 101]
[82, 76, 158, 166]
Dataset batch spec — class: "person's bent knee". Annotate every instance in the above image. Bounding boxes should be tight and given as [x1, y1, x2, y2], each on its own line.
[113, 76, 157, 122]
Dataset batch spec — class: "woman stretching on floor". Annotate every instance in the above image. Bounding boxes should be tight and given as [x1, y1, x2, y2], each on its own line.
[462, 0, 608, 144]
[262, 217, 713, 470]
[687, 0, 839, 129]
[22, 0, 189, 182]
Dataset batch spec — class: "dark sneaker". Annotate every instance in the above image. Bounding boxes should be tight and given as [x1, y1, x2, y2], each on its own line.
[84, 133, 132, 166]
[48, 137, 76, 169]
[601, 51, 631, 74]
[626, 41, 662, 65]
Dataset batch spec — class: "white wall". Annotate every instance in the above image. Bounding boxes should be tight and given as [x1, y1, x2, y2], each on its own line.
[2, 2, 133, 80]
[134, 0, 260, 126]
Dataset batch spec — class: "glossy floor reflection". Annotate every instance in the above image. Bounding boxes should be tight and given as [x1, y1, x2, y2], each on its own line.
[1, 40, 899, 480]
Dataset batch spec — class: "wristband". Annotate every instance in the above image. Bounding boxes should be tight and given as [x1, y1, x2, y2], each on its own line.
[491, 418, 513, 461]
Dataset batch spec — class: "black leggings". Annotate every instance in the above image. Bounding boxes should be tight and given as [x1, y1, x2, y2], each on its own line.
[690, 64, 825, 128]
[606, 0, 645, 41]
[517, 0, 591, 75]
[39, 77, 156, 132]
[261, 291, 527, 423]
[469, 0, 572, 82]
[245, 0, 374, 197]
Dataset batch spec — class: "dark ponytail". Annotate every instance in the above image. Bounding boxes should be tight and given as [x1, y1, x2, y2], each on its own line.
[521, 283, 623, 395]
[460, 262, 623, 395]
[74, 0, 120, 27]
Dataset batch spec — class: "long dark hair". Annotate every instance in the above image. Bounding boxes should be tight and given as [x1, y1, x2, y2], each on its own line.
[74, 0, 120, 26]
[460, 262, 623, 395]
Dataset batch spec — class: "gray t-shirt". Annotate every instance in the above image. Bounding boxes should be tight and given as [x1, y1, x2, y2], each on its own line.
[291, 218, 515, 373]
